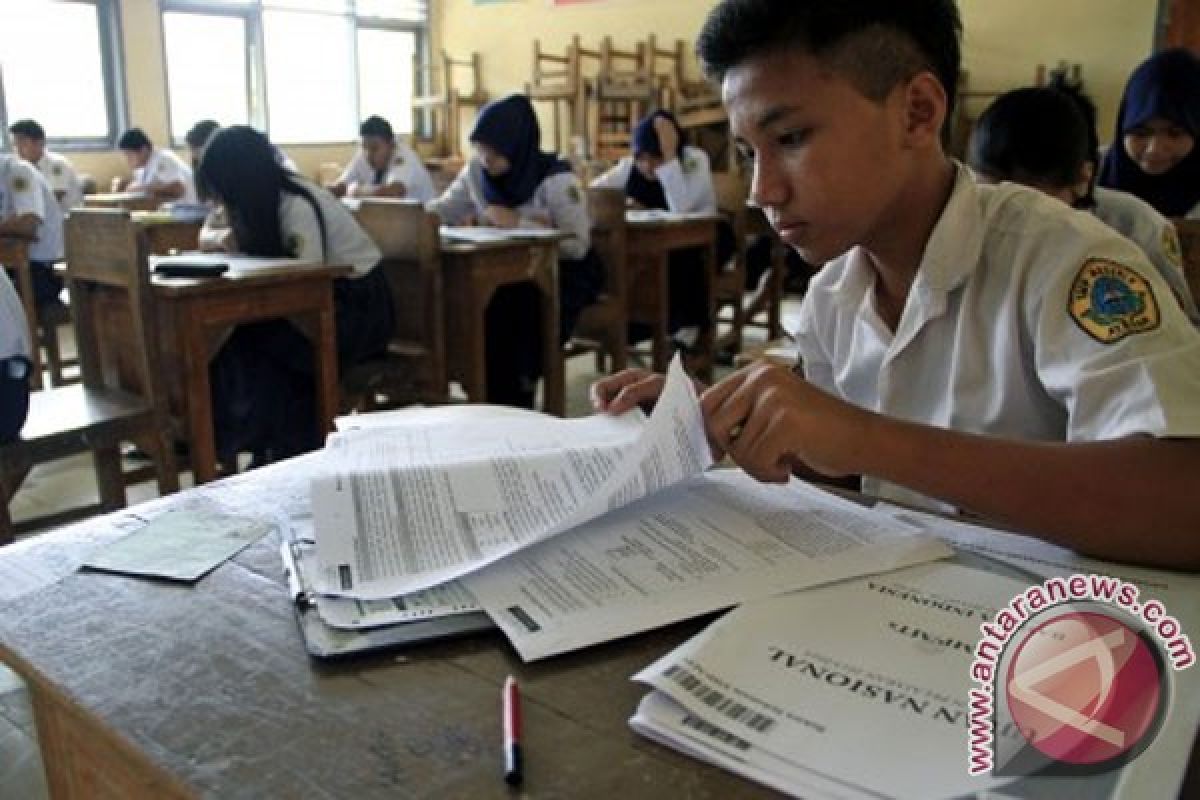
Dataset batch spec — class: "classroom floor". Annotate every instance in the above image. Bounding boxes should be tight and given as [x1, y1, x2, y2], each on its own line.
[0, 297, 804, 797]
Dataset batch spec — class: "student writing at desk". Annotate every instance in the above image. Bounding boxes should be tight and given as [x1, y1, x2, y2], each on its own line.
[429, 94, 603, 408]
[8, 118, 83, 213]
[594, 0, 1200, 570]
[328, 115, 436, 203]
[197, 126, 394, 466]
[591, 110, 733, 353]
[1099, 48, 1200, 221]
[0, 152, 65, 308]
[114, 127, 198, 205]
[0, 270, 31, 443]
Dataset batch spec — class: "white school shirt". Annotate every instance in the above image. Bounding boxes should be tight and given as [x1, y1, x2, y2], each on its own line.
[590, 145, 717, 214]
[795, 167, 1200, 512]
[1091, 186, 1199, 324]
[130, 148, 197, 204]
[279, 177, 381, 278]
[427, 158, 591, 260]
[0, 155, 63, 263]
[34, 150, 83, 212]
[0, 270, 29, 360]
[338, 143, 436, 204]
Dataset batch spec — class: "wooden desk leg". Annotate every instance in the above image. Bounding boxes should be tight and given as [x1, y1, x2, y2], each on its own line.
[651, 251, 671, 374]
[180, 305, 219, 484]
[463, 273, 490, 403]
[698, 232, 717, 384]
[533, 245, 565, 416]
[297, 296, 340, 438]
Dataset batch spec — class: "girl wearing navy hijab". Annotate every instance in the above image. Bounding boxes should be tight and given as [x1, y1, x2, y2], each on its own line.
[430, 94, 603, 408]
[1099, 48, 1200, 219]
[592, 110, 731, 348]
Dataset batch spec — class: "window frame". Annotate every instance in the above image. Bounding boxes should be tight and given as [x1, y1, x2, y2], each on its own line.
[160, 0, 428, 146]
[0, 0, 130, 152]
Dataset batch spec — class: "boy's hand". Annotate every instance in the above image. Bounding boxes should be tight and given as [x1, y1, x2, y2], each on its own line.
[701, 362, 872, 483]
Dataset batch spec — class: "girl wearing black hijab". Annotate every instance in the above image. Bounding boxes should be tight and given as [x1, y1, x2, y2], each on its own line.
[199, 126, 394, 466]
[429, 94, 603, 408]
[1099, 48, 1200, 219]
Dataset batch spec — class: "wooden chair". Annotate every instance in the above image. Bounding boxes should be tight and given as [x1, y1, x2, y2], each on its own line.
[592, 37, 658, 162]
[0, 235, 76, 389]
[645, 35, 687, 110]
[565, 188, 629, 373]
[413, 50, 488, 159]
[528, 36, 596, 156]
[344, 199, 447, 410]
[0, 209, 178, 543]
[1174, 218, 1200, 309]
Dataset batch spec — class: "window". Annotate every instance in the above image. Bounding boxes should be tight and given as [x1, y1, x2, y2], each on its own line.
[0, 1, 125, 147]
[161, 1, 427, 144]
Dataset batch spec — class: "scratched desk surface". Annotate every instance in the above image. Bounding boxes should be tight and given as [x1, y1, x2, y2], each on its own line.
[0, 461, 777, 800]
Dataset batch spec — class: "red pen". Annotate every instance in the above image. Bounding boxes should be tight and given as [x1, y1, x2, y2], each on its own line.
[503, 675, 523, 786]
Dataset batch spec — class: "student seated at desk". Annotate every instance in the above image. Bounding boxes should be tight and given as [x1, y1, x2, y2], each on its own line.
[328, 116, 436, 203]
[115, 127, 198, 205]
[429, 94, 603, 408]
[591, 110, 733, 350]
[197, 126, 394, 465]
[8, 119, 83, 213]
[593, 0, 1200, 570]
[0, 270, 31, 443]
[1099, 49, 1200, 220]
[968, 83, 1200, 323]
[0, 153, 65, 308]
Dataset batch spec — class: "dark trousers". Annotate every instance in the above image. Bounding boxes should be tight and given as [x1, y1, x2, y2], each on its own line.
[0, 357, 31, 443]
[485, 249, 604, 409]
[666, 218, 737, 334]
[210, 265, 395, 464]
[4, 262, 63, 308]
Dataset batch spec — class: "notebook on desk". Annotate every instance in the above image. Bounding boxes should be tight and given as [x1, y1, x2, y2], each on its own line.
[279, 537, 496, 659]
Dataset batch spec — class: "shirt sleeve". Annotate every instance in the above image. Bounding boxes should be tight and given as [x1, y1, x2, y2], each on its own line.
[1030, 230, 1200, 441]
[389, 147, 437, 203]
[656, 147, 716, 214]
[336, 153, 365, 187]
[793, 291, 835, 394]
[589, 159, 633, 191]
[426, 164, 481, 225]
[1144, 219, 1200, 324]
[279, 195, 326, 263]
[536, 172, 590, 260]
[7, 162, 46, 222]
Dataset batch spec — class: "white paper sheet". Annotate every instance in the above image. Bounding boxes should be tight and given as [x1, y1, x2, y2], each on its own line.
[439, 225, 563, 242]
[463, 472, 951, 660]
[310, 355, 712, 599]
[632, 562, 1030, 799]
[625, 210, 717, 223]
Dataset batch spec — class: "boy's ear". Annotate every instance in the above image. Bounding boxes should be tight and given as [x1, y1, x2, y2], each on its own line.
[900, 72, 948, 147]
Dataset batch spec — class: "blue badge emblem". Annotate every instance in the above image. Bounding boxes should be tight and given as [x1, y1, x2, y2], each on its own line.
[1069, 259, 1160, 344]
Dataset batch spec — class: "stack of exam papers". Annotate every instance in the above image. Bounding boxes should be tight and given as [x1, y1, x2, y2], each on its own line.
[303, 357, 950, 660]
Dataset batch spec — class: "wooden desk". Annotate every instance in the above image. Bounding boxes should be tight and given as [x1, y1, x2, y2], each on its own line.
[625, 214, 718, 382]
[83, 192, 159, 212]
[148, 261, 348, 483]
[132, 217, 203, 256]
[440, 236, 565, 416]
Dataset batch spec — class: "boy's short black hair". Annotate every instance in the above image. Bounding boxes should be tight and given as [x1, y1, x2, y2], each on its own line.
[359, 115, 394, 141]
[8, 119, 45, 141]
[968, 87, 1090, 192]
[696, 0, 962, 110]
[1048, 75, 1100, 166]
[117, 128, 153, 152]
[185, 119, 220, 150]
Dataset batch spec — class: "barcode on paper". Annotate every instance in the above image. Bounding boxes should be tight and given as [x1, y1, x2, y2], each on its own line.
[664, 664, 777, 734]
[680, 714, 753, 752]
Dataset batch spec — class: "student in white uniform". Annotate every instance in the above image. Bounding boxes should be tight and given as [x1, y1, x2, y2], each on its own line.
[116, 128, 197, 204]
[429, 93, 603, 408]
[197, 126, 393, 465]
[8, 119, 83, 212]
[0, 269, 31, 442]
[591, 110, 733, 348]
[0, 153, 65, 307]
[594, 0, 1200, 569]
[967, 84, 1200, 324]
[329, 116, 435, 203]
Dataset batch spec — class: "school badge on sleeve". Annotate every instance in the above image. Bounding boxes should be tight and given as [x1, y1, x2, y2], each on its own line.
[11, 176, 28, 193]
[1163, 226, 1183, 269]
[1068, 259, 1160, 344]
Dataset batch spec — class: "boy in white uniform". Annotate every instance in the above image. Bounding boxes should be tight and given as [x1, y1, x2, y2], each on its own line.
[593, 0, 1200, 569]
[0, 154, 65, 307]
[328, 116, 435, 203]
[0, 269, 31, 442]
[116, 128, 197, 204]
[9, 119, 83, 212]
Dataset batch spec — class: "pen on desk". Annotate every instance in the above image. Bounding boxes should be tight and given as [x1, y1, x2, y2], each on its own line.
[503, 675, 523, 786]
